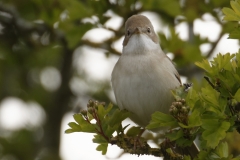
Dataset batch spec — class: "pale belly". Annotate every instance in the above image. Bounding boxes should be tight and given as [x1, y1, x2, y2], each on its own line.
[112, 54, 180, 126]
[113, 68, 177, 126]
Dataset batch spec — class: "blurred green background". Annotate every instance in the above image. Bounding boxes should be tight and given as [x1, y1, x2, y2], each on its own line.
[0, 0, 239, 159]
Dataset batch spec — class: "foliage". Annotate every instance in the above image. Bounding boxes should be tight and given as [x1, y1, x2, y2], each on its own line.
[66, 52, 240, 160]
[222, 0, 240, 39]
[66, 1, 240, 159]
[66, 51, 240, 159]
[66, 100, 164, 156]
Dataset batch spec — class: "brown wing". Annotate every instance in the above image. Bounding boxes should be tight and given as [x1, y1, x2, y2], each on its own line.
[166, 56, 182, 85]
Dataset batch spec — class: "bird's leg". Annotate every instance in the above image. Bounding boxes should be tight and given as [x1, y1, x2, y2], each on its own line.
[133, 128, 146, 151]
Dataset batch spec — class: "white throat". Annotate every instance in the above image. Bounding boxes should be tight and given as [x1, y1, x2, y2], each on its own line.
[123, 34, 161, 55]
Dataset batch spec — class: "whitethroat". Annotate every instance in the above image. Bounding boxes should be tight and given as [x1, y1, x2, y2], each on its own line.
[111, 14, 199, 158]
[112, 14, 181, 126]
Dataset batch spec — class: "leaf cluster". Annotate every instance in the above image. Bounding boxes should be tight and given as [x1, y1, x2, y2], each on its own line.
[222, 0, 240, 39]
[147, 52, 240, 160]
[66, 52, 240, 159]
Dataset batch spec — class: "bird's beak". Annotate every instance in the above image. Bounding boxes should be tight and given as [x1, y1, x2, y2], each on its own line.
[134, 27, 141, 34]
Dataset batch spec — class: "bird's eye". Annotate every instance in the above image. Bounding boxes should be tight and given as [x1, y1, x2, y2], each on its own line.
[127, 30, 130, 36]
[147, 27, 151, 33]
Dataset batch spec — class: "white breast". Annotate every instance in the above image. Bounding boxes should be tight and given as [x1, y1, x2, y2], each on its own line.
[111, 50, 180, 126]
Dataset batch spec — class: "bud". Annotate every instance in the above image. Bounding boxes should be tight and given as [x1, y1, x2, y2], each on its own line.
[88, 107, 94, 114]
[175, 102, 182, 109]
[94, 101, 99, 107]
[88, 99, 94, 107]
[180, 99, 186, 104]
[181, 106, 188, 114]
[172, 102, 178, 106]
[81, 110, 87, 116]
[172, 106, 178, 115]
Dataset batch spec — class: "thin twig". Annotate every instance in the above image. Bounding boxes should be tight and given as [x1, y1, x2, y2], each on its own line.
[204, 76, 215, 89]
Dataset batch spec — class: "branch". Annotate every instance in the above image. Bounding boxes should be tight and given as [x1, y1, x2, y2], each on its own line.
[81, 39, 121, 56]
[0, 2, 48, 34]
[109, 136, 163, 157]
[205, 32, 224, 58]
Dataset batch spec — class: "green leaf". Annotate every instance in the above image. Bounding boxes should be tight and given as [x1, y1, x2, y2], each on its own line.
[214, 142, 229, 158]
[96, 104, 107, 121]
[195, 150, 209, 160]
[93, 134, 108, 154]
[212, 53, 234, 71]
[202, 119, 230, 148]
[141, 0, 181, 17]
[146, 112, 178, 129]
[104, 125, 116, 137]
[183, 155, 191, 160]
[65, 122, 82, 133]
[73, 114, 96, 133]
[165, 129, 183, 141]
[201, 87, 221, 113]
[234, 88, 240, 101]
[175, 136, 195, 147]
[68, 122, 81, 130]
[188, 109, 202, 127]
[65, 129, 75, 133]
[231, 1, 240, 16]
[222, 7, 240, 21]
[228, 27, 240, 39]
[108, 109, 130, 127]
[92, 134, 108, 144]
[126, 126, 142, 137]
[65, 0, 92, 20]
[59, 22, 92, 49]
[195, 60, 213, 74]
[96, 143, 108, 155]
[186, 88, 199, 108]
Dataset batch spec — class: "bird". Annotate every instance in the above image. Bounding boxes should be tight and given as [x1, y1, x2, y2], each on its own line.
[111, 14, 181, 127]
[111, 14, 199, 158]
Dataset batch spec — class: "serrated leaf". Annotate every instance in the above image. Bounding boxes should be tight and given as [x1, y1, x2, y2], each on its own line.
[222, 7, 240, 21]
[92, 134, 108, 144]
[73, 114, 85, 124]
[165, 129, 183, 141]
[68, 122, 81, 131]
[195, 60, 213, 74]
[146, 112, 178, 129]
[188, 109, 202, 127]
[176, 137, 194, 147]
[96, 105, 106, 121]
[108, 109, 130, 127]
[202, 119, 230, 148]
[231, 1, 240, 16]
[96, 143, 108, 155]
[186, 88, 199, 108]
[195, 150, 209, 160]
[228, 27, 240, 39]
[212, 53, 234, 71]
[214, 142, 229, 158]
[73, 114, 96, 133]
[65, 129, 75, 133]
[201, 87, 220, 113]
[104, 125, 116, 137]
